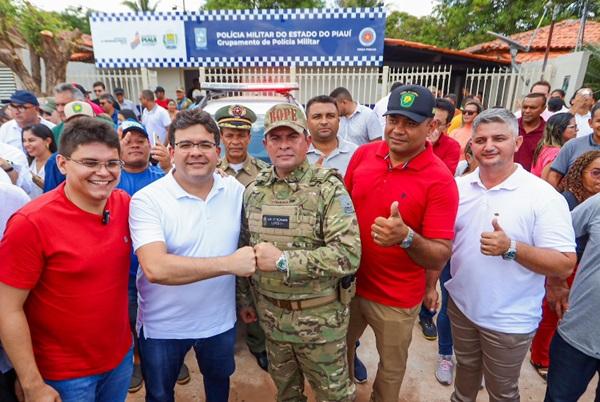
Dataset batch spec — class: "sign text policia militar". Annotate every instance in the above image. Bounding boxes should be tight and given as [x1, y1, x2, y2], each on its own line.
[89, 8, 385, 68]
[216, 29, 353, 47]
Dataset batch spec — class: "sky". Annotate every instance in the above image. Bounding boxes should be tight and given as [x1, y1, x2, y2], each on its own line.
[28, 0, 434, 17]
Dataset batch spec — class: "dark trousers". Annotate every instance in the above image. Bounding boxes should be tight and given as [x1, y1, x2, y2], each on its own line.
[0, 369, 17, 402]
[139, 326, 236, 402]
[544, 332, 600, 402]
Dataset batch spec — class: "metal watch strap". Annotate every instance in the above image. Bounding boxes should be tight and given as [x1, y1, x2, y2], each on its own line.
[399, 227, 414, 249]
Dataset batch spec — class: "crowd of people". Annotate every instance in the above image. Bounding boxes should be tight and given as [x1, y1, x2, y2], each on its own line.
[0, 77, 598, 402]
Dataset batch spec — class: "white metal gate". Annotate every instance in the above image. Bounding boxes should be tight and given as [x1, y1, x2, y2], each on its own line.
[465, 66, 547, 110]
[67, 67, 157, 99]
[386, 65, 453, 97]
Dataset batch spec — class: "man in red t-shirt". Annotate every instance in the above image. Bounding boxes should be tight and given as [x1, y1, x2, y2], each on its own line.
[0, 117, 132, 402]
[345, 85, 459, 402]
[430, 98, 461, 174]
[515, 93, 546, 171]
[154, 86, 172, 110]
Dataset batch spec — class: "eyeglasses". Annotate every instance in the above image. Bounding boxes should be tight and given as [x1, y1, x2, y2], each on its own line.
[65, 157, 124, 171]
[174, 140, 217, 152]
[566, 124, 578, 130]
[9, 103, 35, 112]
[584, 168, 600, 178]
[463, 110, 478, 116]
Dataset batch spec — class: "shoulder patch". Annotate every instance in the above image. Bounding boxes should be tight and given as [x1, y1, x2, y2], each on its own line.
[338, 194, 355, 215]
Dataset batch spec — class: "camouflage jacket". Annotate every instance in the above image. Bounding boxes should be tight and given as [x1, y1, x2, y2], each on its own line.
[218, 155, 269, 187]
[239, 160, 361, 343]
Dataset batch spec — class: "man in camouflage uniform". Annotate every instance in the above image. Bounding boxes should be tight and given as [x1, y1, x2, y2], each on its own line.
[214, 104, 270, 371]
[239, 103, 361, 402]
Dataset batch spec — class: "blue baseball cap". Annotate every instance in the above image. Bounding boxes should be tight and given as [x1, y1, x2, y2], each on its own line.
[120, 120, 149, 138]
[2, 90, 39, 106]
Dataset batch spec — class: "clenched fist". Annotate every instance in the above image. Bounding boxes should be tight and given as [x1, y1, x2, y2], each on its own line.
[229, 246, 256, 277]
[254, 242, 283, 272]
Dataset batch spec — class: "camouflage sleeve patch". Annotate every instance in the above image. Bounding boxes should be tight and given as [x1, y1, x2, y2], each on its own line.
[338, 194, 355, 215]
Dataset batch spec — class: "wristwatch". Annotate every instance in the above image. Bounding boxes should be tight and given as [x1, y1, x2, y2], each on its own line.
[2, 160, 14, 173]
[399, 227, 415, 249]
[502, 239, 517, 260]
[275, 252, 288, 273]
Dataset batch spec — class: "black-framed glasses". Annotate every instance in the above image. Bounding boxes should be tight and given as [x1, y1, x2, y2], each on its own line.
[9, 103, 35, 112]
[463, 110, 478, 116]
[65, 157, 124, 171]
[174, 140, 217, 152]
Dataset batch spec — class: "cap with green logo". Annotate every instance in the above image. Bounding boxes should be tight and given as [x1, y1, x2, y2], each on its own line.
[264, 103, 307, 136]
[64, 101, 94, 121]
[383, 84, 435, 123]
[215, 104, 257, 130]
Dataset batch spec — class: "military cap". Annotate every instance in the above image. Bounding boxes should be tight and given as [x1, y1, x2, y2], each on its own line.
[215, 104, 257, 130]
[264, 103, 307, 136]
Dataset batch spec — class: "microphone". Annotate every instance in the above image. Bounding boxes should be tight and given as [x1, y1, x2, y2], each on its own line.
[102, 210, 110, 225]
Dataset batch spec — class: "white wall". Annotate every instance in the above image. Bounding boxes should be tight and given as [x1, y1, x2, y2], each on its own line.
[155, 69, 185, 99]
[522, 51, 590, 100]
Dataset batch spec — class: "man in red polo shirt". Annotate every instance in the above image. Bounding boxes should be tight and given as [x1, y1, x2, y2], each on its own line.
[430, 98, 461, 174]
[515, 93, 546, 171]
[345, 84, 459, 402]
[0, 117, 132, 402]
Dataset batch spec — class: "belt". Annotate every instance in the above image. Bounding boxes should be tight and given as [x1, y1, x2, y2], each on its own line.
[262, 294, 337, 311]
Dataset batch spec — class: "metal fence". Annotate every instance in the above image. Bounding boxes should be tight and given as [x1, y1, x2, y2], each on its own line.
[67, 67, 158, 99]
[464, 66, 547, 110]
[64, 64, 542, 111]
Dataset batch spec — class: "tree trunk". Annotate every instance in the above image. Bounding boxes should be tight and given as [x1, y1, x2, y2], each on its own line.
[28, 44, 42, 90]
[0, 48, 40, 93]
[39, 29, 81, 95]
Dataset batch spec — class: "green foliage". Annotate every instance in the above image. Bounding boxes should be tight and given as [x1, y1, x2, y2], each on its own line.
[336, 0, 383, 7]
[203, 0, 324, 10]
[385, 11, 441, 45]
[386, 0, 599, 50]
[17, 2, 70, 51]
[121, 0, 160, 12]
[59, 7, 91, 35]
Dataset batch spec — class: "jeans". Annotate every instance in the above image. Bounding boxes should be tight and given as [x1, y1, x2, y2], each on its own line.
[139, 325, 236, 402]
[437, 263, 453, 356]
[128, 275, 140, 355]
[45, 347, 133, 402]
[0, 369, 17, 402]
[544, 332, 600, 402]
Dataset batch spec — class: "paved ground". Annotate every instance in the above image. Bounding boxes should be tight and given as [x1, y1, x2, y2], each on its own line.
[127, 321, 597, 401]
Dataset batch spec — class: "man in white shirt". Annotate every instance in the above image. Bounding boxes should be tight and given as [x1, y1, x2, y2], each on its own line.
[445, 108, 577, 402]
[129, 109, 256, 402]
[330, 87, 382, 145]
[140, 90, 171, 145]
[570, 87, 595, 137]
[0, 142, 33, 196]
[372, 82, 403, 131]
[305, 95, 358, 177]
[0, 90, 55, 151]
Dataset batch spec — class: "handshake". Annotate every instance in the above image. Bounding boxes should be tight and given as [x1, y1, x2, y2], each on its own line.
[228, 242, 283, 277]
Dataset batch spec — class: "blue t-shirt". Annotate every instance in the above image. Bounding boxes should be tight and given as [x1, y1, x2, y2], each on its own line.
[43, 153, 64, 193]
[117, 166, 165, 277]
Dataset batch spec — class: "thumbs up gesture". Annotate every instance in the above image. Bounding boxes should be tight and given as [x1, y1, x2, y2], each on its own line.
[371, 201, 409, 247]
[480, 217, 511, 256]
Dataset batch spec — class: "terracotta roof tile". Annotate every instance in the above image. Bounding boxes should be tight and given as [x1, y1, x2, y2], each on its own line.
[464, 19, 600, 53]
[385, 38, 510, 65]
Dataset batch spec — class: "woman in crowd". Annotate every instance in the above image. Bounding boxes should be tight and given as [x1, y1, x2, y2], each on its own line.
[530, 150, 600, 379]
[22, 124, 57, 199]
[118, 109, 139, 123]
[167, 99, 178, 120]
[450, 100, 482, 159]
[531, 113, 577, 179]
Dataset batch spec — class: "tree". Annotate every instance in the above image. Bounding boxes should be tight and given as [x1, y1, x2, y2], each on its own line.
[0, 0, 83, 94]
[60, 7, 91, 35]
[336, 0, 383, 7]
[385, 11, 441, 45]
[203, 0, 324, 10]
[385, 0, 599, 50]
[121, 0, 160, 12]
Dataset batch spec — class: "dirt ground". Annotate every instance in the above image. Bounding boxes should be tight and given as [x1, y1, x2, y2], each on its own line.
[126, 321, 597, 402]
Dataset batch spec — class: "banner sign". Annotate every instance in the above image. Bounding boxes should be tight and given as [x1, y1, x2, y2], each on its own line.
[89, 8, 385, 68]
